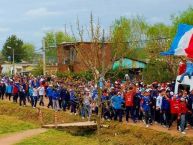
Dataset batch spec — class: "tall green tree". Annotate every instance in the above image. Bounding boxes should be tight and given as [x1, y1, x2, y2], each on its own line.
[146, 23, 172, 59]
[110, 16, 149, 60]
[43, 31, 75, 64]
[111, 17, 131, 59]
[31, 60, 43, 76]
[22, 43, 35, 62]
[171, 6, 193, 36]
[2, 35, 24, 63]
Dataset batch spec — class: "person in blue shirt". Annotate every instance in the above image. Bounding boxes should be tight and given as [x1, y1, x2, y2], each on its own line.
[70, 89, 78, 115]
[161, 91, 171, 128]
[60, 85, 69, 111]
[133, 89, 142, 121]
[141, 90, 152, 127]
[187, 89, 193, 128]
[6, 83, 13, 101]
[52, 87, 59, 111]
[111, 92, 124, 122]
[46, 85, 53, 108]
[178, 60, 193, 83]
[28, 86, 33, 107]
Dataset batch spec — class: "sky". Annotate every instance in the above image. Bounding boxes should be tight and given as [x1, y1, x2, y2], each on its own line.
[0, 0, 193, 50]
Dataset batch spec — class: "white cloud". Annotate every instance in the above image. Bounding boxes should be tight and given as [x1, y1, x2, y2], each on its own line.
[25, 7, 63, 17]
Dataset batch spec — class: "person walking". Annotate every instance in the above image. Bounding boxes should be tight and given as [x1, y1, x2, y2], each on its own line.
[111, 92, 124, 122]
[161, 91, 171, 128]
[168, 94, 180, 130]
[52, 87, 59, 111]
[19, 85, 26, 106]
[38, 84, 45, 106]
[141, 90, 152, 127]
[179, 97, 188, 134]
[124, 86, 136, 123]
[46, 85, 53, 108]
[82, 91, 92, 120]
[6, 83, 13, 101]
[12, 83, 19, 103]
[32, 86, 38, 108]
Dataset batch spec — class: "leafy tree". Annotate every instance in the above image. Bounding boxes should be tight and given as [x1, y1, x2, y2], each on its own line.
[43, 31, 75, 64]
[142, 59, 176, 83]
[171, 6, 193, 36]
[110, 16, 149, 60]
[31, 60, 43, 76]
[145, 23, 172, 59]
[22, 43, 35, 62]
[55, 31, 75, 44]
[111, 17, 131, 59]
[2, 35, 24, 62]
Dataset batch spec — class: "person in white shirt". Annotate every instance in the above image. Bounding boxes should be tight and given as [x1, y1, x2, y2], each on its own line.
[32, 86, 38, 108]
[38, 85, 45, 106]
[82, 91, 92, 120]
[155, 90, 164, 124]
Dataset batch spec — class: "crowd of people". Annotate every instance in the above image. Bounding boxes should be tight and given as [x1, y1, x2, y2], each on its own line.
[0, 75, 193, 135]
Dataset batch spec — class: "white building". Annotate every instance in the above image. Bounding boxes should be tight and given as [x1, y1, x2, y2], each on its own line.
[1, 61, 36, 75]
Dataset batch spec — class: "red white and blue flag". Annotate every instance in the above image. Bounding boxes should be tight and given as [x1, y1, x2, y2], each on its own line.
[161, 24, 193, 58]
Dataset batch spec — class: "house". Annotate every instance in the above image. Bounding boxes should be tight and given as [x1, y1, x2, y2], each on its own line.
[1, 61, 36, 75]
[57, 42, 147, 74]
[112, 58, 147, 80]
[46, 65, 58, 75]
[57, 42, 111, 72]
[112, 58, 147, 70]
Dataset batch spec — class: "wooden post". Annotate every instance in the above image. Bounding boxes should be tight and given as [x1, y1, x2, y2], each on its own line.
[54, 111, 58, 128]
[97, 84, 102, 145]
[37, 108, 43, 126]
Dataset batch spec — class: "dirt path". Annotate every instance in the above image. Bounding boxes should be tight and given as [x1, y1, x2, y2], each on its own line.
[125, 121, 193, 137]
[0, 128, 47, 145]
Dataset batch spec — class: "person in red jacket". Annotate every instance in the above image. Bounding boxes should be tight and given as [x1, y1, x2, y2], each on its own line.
[179, 97, 188, 134]
[169, 94, 180, 130]
[124, 86, 136, 123]
[12, 83, 19, 103]
[178, 59, 186, 75]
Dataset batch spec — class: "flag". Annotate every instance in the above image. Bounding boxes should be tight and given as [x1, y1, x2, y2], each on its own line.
[160, 24, 193, 58]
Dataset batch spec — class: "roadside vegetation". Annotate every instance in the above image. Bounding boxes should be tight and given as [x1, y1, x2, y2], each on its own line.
[0, 115, 37, 136]
[17, 123, 193, 145]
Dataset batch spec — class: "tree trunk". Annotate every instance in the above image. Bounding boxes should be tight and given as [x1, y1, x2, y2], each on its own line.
[96, 79, 102, 145]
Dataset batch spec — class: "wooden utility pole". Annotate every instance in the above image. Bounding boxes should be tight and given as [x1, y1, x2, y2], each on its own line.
[37, 108, 43, 126]
[54, 111, 58, 128]
[42, 39, 46, 76]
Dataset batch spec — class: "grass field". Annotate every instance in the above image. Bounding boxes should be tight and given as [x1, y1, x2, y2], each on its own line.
[16, 130, 98, 145]
[16, 122, 193, 145]
[1, 100, 193, 145]
[0, 100, 81, 126]
[0, 115, 37, 135]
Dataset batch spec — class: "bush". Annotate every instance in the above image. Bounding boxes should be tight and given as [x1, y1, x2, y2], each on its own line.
[142, 60, 176, 84]
[56, 71, 93, 81]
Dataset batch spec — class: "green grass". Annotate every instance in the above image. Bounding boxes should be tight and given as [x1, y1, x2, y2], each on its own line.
[0, 100, 81, 126]
[1, 100, 193, 145]
[16, 123, 193, 145]
[0, 115, 37, 135]
[16, 130, 99, 145]
[98, 122, 193, 145]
